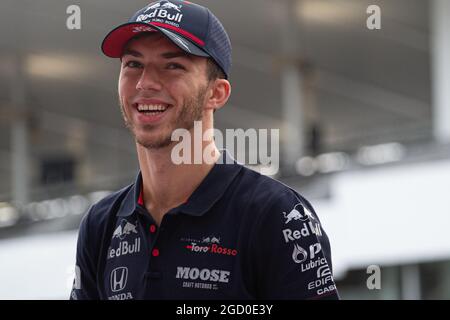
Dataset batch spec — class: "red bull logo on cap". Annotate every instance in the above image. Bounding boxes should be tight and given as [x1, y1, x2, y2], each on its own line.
[138, 1, 184, 23]
[144, 1, 182, 13]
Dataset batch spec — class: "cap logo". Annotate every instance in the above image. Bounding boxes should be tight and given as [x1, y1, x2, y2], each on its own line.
[144, 1, 182, 13]
[137, 1, 184, 24]
[144, 2, 163, 12]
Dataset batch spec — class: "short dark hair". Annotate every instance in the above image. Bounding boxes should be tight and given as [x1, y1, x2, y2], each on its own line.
[206, 58, 226, 82]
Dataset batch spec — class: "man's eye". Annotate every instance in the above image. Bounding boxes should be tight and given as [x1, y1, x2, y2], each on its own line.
[166, 63, 185, 70]
[124, 61, 142, 68]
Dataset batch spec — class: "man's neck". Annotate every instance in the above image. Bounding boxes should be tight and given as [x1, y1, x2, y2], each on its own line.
[136, 140, 220, 226]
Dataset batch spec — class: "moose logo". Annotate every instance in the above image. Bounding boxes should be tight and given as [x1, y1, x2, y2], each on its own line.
[283, 203, 315, 224]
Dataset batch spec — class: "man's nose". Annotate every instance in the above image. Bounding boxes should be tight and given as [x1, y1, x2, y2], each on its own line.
[136, 67, 163, 91]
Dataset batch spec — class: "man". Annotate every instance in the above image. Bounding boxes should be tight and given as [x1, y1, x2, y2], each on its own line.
[71, 0, 339, 300]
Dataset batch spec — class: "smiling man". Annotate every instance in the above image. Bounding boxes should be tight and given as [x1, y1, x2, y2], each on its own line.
[70, 0, 339, 300]
[116, 32, 228, 226]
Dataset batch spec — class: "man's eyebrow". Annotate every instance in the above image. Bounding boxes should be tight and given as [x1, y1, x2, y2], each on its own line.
[161, 51, 192, 60]
[121, 49, 142, 58]
[121, 49, 193, 60]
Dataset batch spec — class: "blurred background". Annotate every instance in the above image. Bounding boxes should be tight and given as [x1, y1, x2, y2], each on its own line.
[1, 0, 450, 299]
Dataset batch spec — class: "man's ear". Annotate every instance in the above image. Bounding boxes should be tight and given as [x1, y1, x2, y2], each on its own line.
[205, 79, 231, 111]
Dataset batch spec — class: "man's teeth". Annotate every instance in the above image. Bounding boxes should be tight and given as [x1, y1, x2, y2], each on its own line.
[137, 104, 168, 112]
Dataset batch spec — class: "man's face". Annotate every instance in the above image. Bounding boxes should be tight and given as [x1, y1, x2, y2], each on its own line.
[118, 33, 209, 149]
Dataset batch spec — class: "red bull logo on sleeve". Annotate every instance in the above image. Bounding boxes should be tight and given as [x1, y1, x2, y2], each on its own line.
[282, 203, 315, 224]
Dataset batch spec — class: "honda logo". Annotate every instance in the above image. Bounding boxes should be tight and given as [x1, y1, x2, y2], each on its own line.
[110, 267, 128, 292]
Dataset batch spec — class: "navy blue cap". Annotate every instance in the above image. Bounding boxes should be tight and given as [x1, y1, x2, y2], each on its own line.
[101, 0, 232, 79]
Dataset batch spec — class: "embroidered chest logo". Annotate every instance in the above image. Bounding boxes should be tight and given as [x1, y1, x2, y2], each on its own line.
[181, 235, 238, 256]
[108, 219, 141, 260]
[112, 219, 138, 240]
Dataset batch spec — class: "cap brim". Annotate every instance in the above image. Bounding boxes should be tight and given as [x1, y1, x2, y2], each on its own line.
[101, 22, 210, 58]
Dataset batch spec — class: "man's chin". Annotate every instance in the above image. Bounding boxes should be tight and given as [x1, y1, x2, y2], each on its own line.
[135, 136, 174, 150]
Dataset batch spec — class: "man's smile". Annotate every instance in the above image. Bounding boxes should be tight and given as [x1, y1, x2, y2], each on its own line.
[130, 98, 173, 124]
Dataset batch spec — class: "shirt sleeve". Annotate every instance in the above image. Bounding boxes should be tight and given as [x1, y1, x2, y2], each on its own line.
[70, 205, 100, 300]
[250, 189, 340, 300]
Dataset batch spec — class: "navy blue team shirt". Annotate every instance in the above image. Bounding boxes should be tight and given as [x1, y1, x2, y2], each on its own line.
[70, 151, 339, 300]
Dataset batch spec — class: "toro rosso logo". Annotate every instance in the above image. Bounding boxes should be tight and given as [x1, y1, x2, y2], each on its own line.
[112, 219, 138, 240]
[283, 203, 315, 224]
[185, 236, 238, 256]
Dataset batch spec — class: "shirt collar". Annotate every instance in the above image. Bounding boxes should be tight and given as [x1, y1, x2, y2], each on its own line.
[117, 172, 143, 217]
[117, 150, 242, 217]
